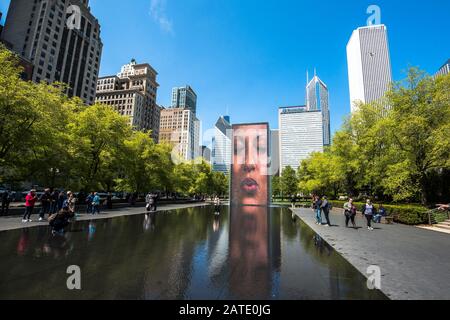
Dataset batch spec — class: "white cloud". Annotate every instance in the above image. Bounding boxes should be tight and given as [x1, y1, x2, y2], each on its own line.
[150, 0, 174, 34]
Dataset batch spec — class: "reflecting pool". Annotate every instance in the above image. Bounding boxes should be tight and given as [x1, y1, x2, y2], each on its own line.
[0, 206, 387, 300]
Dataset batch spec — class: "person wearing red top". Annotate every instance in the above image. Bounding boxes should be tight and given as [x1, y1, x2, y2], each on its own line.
[22, 189, 38, 223]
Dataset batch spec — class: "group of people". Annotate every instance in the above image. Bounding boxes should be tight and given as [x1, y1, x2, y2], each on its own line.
[342, 198, 386, 230]
[85, 192, 104, 215]
[312, 196, 333, 227]
[312, 196, 387, 231]
[22, 189, 75, 223]
[21, 189, 76, 235]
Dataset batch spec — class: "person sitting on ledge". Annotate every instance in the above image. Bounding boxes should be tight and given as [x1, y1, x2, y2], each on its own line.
[373, 204, 387, 223]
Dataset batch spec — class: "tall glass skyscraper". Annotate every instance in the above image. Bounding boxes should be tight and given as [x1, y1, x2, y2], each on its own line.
[171, 85, 198, 115]
[212, 116, 232, 174]
[306, 74, 331, 146]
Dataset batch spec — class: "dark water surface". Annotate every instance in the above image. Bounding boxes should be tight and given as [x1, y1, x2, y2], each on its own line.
[0, 206, 387, 300]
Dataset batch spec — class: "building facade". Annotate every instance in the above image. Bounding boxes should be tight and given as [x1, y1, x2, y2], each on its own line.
[212, 116, 232, 175]
[269, 129, 280, 176]
[171, 85, 197, 115]
[306, 74, 331, 146]
[279, 106, 324, 173]
[436, 59, 450, 77]
[95, 60, 160, 142]
[201, 146, 211, 164]
[347, 24, 392, 113]
[1, 0, 103, 105]
[159, 108, 200, 161]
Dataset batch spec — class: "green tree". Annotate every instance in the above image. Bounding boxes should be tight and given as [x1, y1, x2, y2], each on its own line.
[271, 175, 281, 199]
[66, 103, 132, 191]
[280, 166, 298, 199]
[211, 171, 229, 197]
[380, 69, 450, 204]
[297, 151, 343, 198]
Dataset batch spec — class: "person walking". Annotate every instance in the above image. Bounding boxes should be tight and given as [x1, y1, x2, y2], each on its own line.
[313, 195, 323, 225]
[57, 191, 66, 212]
[50, 189, 59, 214]
[106, 192, 113, 210]
[85, 192, 94, 214]
[362, 199, 376, 231]
[321, 196, 332, 227]
[146, 192, 152, 212]
[214, 196, 221, 214]
[343, 198, 357, 228]
[38, 188, 51, 222]
[22, 189, 38, 223]
[92, 192, 101, 215]
[1, 189, 12, 216]
[64, 191, 76, 215]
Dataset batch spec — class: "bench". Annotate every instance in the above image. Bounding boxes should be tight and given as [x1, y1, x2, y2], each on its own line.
[381, 214, 399, 225]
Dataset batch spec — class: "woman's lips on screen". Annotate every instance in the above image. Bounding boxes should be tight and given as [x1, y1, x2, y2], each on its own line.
[241, 178, 259, 193]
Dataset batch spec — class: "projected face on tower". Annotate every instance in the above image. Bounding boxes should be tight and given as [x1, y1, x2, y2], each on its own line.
[231, 123, 269, 206]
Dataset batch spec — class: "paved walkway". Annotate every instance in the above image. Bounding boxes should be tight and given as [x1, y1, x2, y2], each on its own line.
[293, 207, 450, 300]
[0, 202, 209, 232]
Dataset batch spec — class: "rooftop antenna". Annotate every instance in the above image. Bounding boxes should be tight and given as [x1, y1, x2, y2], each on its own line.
[306, 70, 310, 110]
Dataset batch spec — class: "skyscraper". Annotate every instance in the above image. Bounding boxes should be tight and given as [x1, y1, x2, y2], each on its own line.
[306, 73, 331, 146]
[212, 116, 232, 175]
[159, 108, 200, 161]
[1, 0, 103, 105]
[269, 129, 280, 176]
[95, 60, 161, 142]
[171, 85, 197, 115]
[436, 59, 450, 77]
[347, 24, 392, 113]
[201, 146, 211, 164]
[279, 106, 324, 173]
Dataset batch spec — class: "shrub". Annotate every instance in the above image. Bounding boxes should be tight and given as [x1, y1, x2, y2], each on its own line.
[331, 201, 428, 225]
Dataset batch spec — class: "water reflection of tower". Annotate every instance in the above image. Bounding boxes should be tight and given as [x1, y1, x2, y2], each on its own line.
[229, 206, 279, 300]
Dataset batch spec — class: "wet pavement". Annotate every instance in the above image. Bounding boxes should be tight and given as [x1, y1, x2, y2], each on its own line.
[0, 206, 386, 300]
[293, 207, 450, 300]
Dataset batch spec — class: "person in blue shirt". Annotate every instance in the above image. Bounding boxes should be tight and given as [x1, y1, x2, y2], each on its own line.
[92, 192, 101, 215]
[373, 204, 387, 223]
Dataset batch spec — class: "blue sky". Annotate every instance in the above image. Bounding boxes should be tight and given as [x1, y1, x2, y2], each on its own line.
[1, 0, 449, 141]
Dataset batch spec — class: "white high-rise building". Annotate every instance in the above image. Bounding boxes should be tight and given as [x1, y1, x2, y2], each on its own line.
[436, 59, 450, 77]
[212, 116, 232, 174]
[279, 106, 324, 173]
[306, 73, 331, 146]
[347, 24, 392, 113]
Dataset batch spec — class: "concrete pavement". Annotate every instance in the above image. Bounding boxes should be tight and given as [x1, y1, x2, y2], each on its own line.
[0, 202, 210, 232]
[293, 207, 450, 300]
